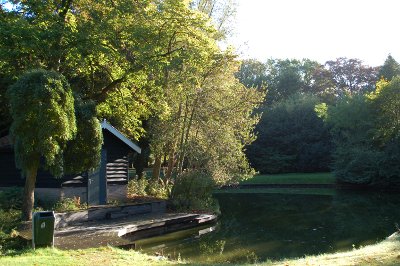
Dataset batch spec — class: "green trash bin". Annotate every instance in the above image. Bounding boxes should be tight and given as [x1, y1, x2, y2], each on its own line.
[32, 211, 55, 249]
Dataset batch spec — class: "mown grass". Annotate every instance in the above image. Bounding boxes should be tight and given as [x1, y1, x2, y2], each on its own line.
[0, 246, 174, 266]
[241, 172, 335, 185]
[1, 233, 399, 266]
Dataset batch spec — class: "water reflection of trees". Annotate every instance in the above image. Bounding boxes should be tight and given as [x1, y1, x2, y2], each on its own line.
[331, 191, 400, 249]
[210, 192, 400, 261]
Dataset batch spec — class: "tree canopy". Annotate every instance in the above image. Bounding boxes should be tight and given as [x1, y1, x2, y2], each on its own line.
[325, 77, 400, 187]
[0, 0, 266, 215]
[247, 94, 332, 174]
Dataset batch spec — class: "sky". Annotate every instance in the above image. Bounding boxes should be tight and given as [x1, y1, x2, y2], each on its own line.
[229, 0, 400, 66]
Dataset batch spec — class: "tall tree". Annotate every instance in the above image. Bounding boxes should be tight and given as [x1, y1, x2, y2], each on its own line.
[150, 49, 264, 184]
[235, 59, 268, 91]
[378, 54, 400, 81]
[247, 94, 332, 174]
[191, 0, 237, 38]
[239, 58, 321, 105]
[324, 58, 378, 97]
[7, 69, 76, 220]
[326, 78, 400, 187]
[1, 0, 213, 139]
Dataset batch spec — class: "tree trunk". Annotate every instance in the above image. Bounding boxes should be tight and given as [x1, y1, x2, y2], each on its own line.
[177, 97, 189, 174]
[152, 154, 162, 180]
[21, 161, 39, 221]
[165, 147, 176, 180]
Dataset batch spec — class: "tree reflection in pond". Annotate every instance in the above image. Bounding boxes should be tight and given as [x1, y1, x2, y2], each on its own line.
[136, 190, 400, 263]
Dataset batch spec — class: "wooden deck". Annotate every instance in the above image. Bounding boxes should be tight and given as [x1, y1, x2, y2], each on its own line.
[54, 212, 216, 250]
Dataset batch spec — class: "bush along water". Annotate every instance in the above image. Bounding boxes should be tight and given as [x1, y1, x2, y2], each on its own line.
[170, 170, 218, 212]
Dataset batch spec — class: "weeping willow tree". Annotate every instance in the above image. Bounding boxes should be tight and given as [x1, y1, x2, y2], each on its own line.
[7, 69, 76, 220]
[7, 70, 103, 220]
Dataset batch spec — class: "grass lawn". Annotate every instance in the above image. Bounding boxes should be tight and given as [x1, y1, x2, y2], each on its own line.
[269, 232, 400, 266]
[1, 233, 399, 266]
[0, 247, 173, 266]
[241, 172, 335, 185]
[214, 187, 336, 196]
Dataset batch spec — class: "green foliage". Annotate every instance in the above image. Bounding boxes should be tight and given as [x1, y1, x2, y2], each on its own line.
[371, 78, 400, 141]
[235, 59, 268, 90]
[52, 197, 86, 212]
[0, 187, 23, 210]
[378, 54, 400, 81]
[327, 95, 380, 185]
[150, 51, 264, 185]
[7, 69, 76, 177]
[327, 78, 400, 186]
[127, 178, 149, 197]
[247, 94, 332, 174]
[146, 179, 171, 199]
[236, 58, 378, 105]
[170, 170, 216, 211]
[127, 176, 171, 199]
[64, 98, 102, 174]
[0, 209, 26, 254]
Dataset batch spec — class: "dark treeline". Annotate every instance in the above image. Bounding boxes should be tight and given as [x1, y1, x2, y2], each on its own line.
[240, 55, 400, 188]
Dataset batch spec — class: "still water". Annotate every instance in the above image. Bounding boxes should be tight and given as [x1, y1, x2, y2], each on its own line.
[136, 190, 400, 263]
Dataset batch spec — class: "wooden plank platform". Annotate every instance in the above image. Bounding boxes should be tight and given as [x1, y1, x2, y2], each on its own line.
[54, 212, 217, 250]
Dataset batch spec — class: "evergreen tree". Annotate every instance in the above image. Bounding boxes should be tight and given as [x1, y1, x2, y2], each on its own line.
[378, 54, 400, 81]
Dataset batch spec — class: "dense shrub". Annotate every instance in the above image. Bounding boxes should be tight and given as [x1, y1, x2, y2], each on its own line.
[52, 197, 86, 212]
[127, 177, 149, 197]
[170, 170, 216, 211]
[146, 179, 171, 199]
[0, 187, 23, 210]
[127, 176, 171, 199]
[327, 78, 400, 187]
[0, 209, 26, 253]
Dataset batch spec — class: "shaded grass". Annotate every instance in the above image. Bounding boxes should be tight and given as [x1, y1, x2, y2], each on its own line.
[214, 187, 336, 196]
[241, 172, 335, 185]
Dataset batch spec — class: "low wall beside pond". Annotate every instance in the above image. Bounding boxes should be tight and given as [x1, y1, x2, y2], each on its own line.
[55, 201, 166, 229]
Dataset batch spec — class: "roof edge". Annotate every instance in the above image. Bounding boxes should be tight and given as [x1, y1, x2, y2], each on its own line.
[101, 120, 141, 154]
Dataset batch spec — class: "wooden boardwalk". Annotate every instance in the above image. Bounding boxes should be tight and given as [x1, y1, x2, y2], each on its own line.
[54, 212, 216, 249]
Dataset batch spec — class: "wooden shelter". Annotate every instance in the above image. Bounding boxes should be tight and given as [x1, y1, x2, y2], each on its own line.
[0, 120, 141, 205]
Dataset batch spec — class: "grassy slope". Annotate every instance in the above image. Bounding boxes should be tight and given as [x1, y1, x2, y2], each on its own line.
[268, 233, 400, 266]
[0, 247, 173, 266]
[241, 172, 335, 185]
[1, 234, 399, 266]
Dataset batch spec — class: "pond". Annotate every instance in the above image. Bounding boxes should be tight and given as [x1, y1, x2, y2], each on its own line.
[135, 189, 400, 264]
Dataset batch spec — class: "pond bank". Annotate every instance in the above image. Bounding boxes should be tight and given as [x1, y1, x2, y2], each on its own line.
[1, 232, 399, 265]
[219, 183, 391, 191]
[270, 232, 400, 266]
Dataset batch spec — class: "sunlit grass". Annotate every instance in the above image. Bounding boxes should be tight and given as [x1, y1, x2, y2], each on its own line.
[1, 233, 399, 266]
[0, 246, 174, 266]
[241, 172, 335, 185]
[266, 233, 400, 266]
